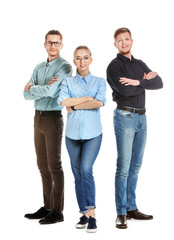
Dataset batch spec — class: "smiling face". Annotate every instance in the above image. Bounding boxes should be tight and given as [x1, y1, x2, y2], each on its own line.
[44, 34, 63, 61]
[73, 48, 93, 77]
[114, 32, 133, 56]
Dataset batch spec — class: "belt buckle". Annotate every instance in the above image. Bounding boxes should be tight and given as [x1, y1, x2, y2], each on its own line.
[39, 111, 43, 115]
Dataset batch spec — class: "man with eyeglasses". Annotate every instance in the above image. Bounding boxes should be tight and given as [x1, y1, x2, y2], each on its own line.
[107, 28, 163, 229]
[24, 30, 72, 224]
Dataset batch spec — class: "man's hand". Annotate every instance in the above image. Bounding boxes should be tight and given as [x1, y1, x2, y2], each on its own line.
[144, 72, 157, 80]
[119, 78, 140, 86]
[48, 77, 58, 85]
[66, 106, 74, 113]
[24, 82, 33, 91]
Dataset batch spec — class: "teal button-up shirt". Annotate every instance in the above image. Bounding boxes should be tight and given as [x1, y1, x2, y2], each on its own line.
[24, 56, 72, 111]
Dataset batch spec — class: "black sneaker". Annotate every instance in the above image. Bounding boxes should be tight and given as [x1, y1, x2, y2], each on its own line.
[76, 215, 89, 229]
[24, 207, 50, 219]
[86, 216, 97, 233]
[39, 210, 64, 224]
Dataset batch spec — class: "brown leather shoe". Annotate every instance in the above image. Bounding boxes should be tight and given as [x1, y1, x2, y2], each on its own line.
[116, 215, 127, 229]
[127, 209, 153, 220]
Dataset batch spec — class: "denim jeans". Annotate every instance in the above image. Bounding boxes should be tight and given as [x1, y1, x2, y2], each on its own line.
[65, 134, 102, 213]
[113, 109, 147, 215]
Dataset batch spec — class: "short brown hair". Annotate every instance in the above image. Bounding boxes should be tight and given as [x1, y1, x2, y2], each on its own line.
[114, 27, 132, 40]
[74, 46, 92, 57]
[45, 30, 63, 42]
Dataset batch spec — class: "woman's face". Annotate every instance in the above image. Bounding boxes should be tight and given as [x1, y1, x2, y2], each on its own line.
[73, 49, 93, 74]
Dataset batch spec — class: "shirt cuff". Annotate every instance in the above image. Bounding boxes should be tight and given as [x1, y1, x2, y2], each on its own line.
[139, 79, 146, 88]
[94, 96, 106, 106]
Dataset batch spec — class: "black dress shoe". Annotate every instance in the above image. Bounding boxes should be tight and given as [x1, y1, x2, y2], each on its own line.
[24, 207, 50, 219]
[127, 209, 153, 220]
[39, 210, 64, 224]
[116, 215, 127, 229]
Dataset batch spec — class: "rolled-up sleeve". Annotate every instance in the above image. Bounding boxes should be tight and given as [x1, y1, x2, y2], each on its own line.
[57, 79, 71, 106]
[94, 78, 107, 106]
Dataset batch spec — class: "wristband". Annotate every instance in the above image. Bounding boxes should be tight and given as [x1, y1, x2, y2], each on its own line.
[71, 106, 76, 111]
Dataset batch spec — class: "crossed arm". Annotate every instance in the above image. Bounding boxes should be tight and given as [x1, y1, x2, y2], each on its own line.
[24, 77, 58, 91]
[23, 76, 60, 100]
[119, 72, 158, 86]
[107, 59, 163, 97]
[60, 97, 103, 113]
[24, 76, 58, 93]
[24, 63, 72, 100]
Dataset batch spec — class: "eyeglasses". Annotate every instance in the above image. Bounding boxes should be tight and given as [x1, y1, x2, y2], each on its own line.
[74, 57, 90, 62]
[46, 41, 62, 47]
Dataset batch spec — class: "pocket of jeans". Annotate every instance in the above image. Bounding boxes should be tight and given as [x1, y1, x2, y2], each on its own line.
[119, 110, 133, 118]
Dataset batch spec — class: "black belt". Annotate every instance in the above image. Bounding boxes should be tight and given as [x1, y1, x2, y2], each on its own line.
[117, 106, 146, 115]
[35, 110, 62, 117]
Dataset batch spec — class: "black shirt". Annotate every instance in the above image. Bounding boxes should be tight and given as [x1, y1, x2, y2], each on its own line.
[106, 54, 163, 109]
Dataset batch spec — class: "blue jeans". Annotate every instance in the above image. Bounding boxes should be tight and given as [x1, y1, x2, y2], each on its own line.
[65, 134, 102, 213]
[113, 109, 147, 215]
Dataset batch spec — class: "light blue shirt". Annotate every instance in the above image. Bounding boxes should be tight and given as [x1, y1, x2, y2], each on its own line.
[58, 73, 106, 140]
[24, 56, 72, 111]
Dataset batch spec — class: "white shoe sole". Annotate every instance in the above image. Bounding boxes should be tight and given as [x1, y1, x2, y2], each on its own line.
[86, 228, 97, 233]
[76, 223, 88, 229]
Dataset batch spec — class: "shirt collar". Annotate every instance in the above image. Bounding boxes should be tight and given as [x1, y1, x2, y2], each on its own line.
[117, 54, 135, 62]
[46, 56, 61, 67]
[76, 72, 92, 83]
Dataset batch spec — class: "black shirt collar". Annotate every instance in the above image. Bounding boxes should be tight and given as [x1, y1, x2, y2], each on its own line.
[117, 54, 135, 62]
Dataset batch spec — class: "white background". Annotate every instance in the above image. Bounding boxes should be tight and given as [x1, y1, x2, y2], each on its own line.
[0, 0, 173, 239]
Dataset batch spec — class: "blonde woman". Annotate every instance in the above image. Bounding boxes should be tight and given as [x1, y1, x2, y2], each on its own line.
[58, 46, 106, 233]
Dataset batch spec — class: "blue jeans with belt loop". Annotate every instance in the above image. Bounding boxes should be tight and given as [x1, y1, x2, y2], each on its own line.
[65, 134, 102, 213]
[113, 109, 147, 216]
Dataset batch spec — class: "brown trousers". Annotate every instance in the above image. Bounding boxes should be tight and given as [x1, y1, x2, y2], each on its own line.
[34, 111, 64, 213]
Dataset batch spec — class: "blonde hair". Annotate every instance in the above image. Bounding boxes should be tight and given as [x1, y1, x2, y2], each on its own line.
[74, 45, 92, 57]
